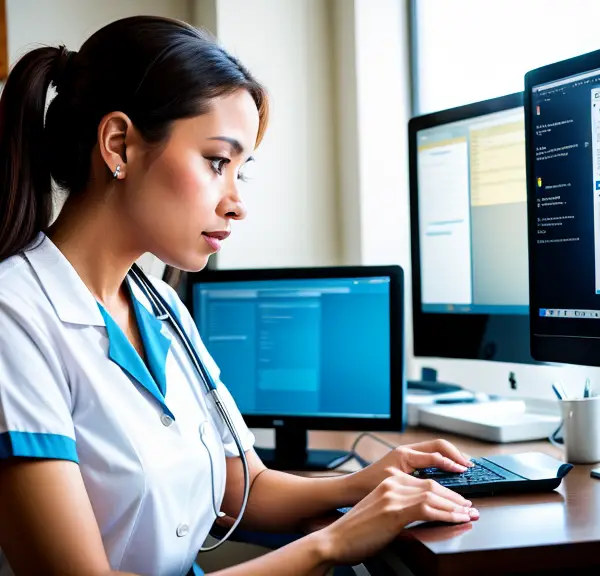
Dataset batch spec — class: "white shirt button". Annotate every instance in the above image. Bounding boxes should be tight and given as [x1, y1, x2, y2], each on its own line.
[160, 414, 173, 427]
[176, 523, 189, 537]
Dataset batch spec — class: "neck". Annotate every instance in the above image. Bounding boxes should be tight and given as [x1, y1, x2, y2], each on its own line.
[48, 191, 144, 308]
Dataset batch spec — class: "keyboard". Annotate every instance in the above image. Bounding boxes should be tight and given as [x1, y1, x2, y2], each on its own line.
[336, 460, 508, 514]
[412, 458, 507, 488]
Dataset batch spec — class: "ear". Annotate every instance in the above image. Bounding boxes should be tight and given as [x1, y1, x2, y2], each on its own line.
[98, 112, 134, 180]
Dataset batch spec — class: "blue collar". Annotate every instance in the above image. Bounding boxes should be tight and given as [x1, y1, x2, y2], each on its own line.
[97, 281, 174, 419]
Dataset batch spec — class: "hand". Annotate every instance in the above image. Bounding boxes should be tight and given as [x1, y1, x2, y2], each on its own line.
[319, 470, 479, 566]
[348, 438, 474, 500]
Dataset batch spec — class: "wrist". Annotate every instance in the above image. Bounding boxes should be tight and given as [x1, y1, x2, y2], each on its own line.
[304, 529, 336, 567]
[340, 468, 372, 503]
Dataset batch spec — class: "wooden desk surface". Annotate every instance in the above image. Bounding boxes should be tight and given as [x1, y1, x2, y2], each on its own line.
[308, 428, 600, 576]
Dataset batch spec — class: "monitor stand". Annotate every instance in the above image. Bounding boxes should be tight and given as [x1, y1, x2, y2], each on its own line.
[254, 427, 351, 471]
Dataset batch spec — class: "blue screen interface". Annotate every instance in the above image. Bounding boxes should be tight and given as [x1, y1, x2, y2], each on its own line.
[193, 277, 391, 419]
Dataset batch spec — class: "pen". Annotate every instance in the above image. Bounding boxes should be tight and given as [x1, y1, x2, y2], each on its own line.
[552, 381, 567, 400]
[584, 378, 591, 398]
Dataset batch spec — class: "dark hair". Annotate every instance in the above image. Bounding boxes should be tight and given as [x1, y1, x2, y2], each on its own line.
[0, 16, 269, 261]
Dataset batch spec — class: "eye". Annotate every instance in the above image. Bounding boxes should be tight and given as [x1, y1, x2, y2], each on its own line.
[238, 158, 256, 183]
[206, 156, 230, 175]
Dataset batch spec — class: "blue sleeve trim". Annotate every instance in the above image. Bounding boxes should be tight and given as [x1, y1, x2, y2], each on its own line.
[0, 432, 78, 463]
[191, 563, 204, 576]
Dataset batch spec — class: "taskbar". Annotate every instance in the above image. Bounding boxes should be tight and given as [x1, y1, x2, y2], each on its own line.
[540, 308, 600, 319]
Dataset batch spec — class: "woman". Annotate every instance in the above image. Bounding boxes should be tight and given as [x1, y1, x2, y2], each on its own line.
[0, 16, 478, 576]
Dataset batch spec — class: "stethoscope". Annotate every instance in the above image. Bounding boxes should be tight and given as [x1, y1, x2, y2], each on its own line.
[128, 263, 249, 553]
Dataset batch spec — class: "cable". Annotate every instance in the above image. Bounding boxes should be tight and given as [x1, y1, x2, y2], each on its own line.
[331, 432, 397, 471]
[548, 419, 564, 449]
[351, 431, 396, 454]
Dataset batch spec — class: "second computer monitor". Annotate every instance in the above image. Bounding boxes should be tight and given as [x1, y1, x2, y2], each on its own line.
[526, 49, 600, 366]
[187, 265, 404, 470]
[409, 92, 537, 364]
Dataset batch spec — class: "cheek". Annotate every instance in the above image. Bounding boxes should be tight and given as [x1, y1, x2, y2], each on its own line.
[144, 153, 217, 232]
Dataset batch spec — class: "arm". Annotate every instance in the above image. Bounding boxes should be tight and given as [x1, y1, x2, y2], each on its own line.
[222, 451, 361, 532]
[214, 468, 478, 574]
[0, 459, 138, 576]
[222, 438, 474, 533]
[209, 532, 331, 576]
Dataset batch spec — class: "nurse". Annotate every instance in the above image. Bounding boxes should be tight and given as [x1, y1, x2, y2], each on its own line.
[0, 15, 478, 576]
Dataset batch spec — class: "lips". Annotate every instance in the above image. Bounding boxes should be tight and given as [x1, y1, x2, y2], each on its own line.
[202, 230, 230, 252]
[202, 230, 231, 241]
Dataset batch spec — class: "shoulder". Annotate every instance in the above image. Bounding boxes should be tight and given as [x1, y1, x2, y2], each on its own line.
[0, 251, 53, 327]
[0, 251, 38, 301]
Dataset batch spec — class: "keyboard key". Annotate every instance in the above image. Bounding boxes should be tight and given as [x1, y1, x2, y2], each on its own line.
[413, 460, 506, 487]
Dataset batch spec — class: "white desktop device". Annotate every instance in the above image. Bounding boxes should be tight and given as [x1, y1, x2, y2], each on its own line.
[415, 399, 561, 443]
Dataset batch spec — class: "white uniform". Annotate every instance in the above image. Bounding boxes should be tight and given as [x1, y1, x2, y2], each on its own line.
[0, 234, 254, 576]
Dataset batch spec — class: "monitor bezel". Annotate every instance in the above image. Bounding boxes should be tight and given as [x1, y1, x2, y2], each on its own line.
[408, 91, 539, 363]
[525, 49, 600, 366]
[186, 265, 405, 431]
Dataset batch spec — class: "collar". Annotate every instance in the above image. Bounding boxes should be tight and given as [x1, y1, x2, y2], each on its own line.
[24, 233, 106, 327]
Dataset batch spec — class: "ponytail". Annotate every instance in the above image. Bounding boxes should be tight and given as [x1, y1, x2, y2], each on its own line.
[0, 18, 269, 264]
[0, 47, 61, 261]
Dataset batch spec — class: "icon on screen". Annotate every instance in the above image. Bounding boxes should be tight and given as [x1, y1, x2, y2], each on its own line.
[537, 177, 543, 188]
[536, 105, 541, 115]
[596, 181, 600, 191]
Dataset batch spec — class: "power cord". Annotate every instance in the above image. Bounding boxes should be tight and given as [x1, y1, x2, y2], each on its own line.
[332, 432, 397, 470]
[548, 420, 564, 449]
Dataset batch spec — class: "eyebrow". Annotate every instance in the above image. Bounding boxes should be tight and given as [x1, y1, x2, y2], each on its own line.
[207, 136, 244, 155]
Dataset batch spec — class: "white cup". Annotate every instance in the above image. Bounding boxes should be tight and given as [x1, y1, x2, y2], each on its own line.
[559, 397, 600, 464]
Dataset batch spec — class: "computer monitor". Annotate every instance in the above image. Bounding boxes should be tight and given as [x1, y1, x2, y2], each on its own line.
[186, 265, 405, 471]
[409, 92, 538, 369]
[526, 49, 600, 366]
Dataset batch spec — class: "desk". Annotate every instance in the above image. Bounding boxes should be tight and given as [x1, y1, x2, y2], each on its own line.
[308, 428, 600, 576]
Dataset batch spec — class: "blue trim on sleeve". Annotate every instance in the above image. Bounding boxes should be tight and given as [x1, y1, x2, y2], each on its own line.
[0, 432, 78, 463]
[191, 563, 204, 576]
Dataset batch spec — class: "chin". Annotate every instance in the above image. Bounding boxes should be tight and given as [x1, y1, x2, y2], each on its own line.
[177, 253, 211, 273]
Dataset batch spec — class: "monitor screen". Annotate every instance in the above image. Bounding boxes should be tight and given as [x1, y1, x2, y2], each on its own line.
[527, 54, 600, 364]
[409, 92, 537, 364]
[192, 276, 391, 419]
[417, 106, 528, 315]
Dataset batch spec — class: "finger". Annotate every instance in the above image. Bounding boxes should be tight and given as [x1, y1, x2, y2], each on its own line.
[420, 491, 477, 517]
[408, 440, 474, 468]
[386, 469, 473, 508]
[420, 503, 474, 524]
[406, 449, 468, 473]
[421, 478, 473, 507]
[430, 439, 473, 467]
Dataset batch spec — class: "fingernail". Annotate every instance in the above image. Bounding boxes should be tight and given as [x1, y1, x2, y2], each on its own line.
[468, 507, 479, 517]
[467, 461, 475, 467]
[455, 464, 467, 472]
[464, 500, 472, 507]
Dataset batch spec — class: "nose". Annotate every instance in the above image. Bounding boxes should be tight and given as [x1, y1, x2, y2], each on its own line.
[217, 182, 248, 221]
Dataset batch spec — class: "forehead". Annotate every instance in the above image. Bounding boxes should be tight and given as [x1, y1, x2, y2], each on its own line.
[170, 90, 260, 155]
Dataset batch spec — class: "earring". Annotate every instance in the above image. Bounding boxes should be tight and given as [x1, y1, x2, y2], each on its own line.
[113, 164, 121, 179]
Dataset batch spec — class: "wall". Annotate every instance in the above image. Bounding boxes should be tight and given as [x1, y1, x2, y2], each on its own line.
[5, 0, 190, 279]
[6, 0, 189, 58]
[192, 0, 341, 270]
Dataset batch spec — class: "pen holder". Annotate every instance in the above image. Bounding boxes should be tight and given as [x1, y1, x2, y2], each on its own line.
[559, 397, 600, 464]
